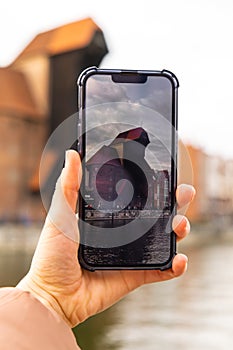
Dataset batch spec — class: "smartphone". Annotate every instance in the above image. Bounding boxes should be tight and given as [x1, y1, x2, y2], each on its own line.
[77, 67, 178, 271]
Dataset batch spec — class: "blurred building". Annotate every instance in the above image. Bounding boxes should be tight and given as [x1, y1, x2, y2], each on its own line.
[0, 67, 45, 221]
[0, 18, 108, 221]
[206, 155, 233, 218]
[179, 144, 233, 223]
[178, 145, 207, 222]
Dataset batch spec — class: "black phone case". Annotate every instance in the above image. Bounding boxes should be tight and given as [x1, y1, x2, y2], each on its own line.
[77, 67, 179, 271]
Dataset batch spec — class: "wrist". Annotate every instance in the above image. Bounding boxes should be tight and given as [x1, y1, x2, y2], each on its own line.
[16, 274, 73, 328]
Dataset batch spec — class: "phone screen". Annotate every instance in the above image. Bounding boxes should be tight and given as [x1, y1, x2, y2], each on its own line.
[78, 70, 178, 270]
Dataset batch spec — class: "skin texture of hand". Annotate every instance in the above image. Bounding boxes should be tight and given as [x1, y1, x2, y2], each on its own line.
[17, 150, 195, 328]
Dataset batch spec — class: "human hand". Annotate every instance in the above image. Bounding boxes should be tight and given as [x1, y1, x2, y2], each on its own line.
[17, 150, 195, 328]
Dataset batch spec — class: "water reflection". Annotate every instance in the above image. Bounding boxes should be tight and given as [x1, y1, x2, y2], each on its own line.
[76, 240, 233, 349]
[82, 217, 171, 266]
[0, 224, 41, 286]
[1, 226, 233, 349]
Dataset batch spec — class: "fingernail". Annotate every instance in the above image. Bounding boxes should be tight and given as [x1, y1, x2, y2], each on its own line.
[173, 214, 189, 233]
[174, 214, 184, 223]
[180, 215, 187, 230]
[180, 253, 188, 263]
[65, 150, 72, 166]
[181, 217, 188, 231]
[179, 184, 196, 201]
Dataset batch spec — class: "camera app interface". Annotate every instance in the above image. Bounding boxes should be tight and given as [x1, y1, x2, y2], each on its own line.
[80, 73, 175, 267]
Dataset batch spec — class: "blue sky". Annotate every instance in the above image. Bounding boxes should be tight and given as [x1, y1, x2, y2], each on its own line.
[1, 0, 233, 158]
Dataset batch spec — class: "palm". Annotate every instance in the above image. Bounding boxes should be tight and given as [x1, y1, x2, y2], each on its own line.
[29, 227, 148, 326]
[28, 223, 187, 327]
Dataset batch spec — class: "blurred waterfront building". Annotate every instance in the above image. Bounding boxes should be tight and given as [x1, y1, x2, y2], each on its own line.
[206, 155, 233, 218]
[179, 144, 233, 223]
[0, 67, 44, 222]
[0, 18, 108, 222]
[178, 145, 208, 222]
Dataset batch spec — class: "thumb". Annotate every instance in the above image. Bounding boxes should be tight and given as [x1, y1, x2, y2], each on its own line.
[60, 149, 82, 212]
[44, 150, 82, 241]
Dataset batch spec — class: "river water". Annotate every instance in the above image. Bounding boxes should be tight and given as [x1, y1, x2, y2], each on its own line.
[1, 225, 233, 349]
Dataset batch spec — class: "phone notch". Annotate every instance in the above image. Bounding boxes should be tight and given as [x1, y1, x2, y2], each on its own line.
[111, 72, 147, 84]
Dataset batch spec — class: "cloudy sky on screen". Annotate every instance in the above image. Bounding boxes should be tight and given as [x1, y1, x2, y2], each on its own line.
[84, 74, 173, 170]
